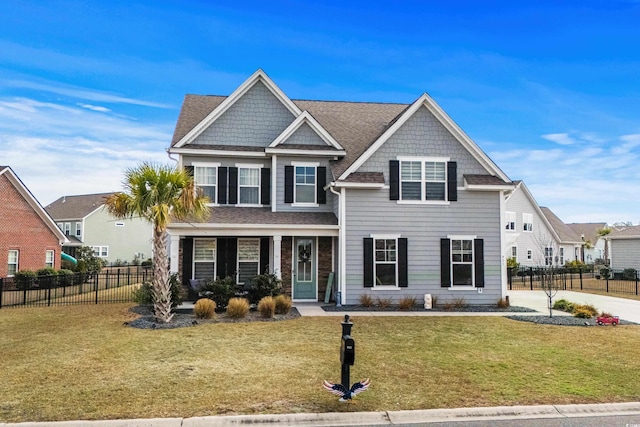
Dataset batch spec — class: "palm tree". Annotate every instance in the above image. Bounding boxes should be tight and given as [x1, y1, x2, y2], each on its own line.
[105, 162, 209, 323]
[597, 227, 611, 265]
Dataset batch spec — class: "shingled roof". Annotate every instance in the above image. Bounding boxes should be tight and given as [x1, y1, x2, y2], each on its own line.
[45, 193, 114, 220]
[566, 222, 607, 244]
[172, 207, 337, 226]
[539, 207, 582, 243]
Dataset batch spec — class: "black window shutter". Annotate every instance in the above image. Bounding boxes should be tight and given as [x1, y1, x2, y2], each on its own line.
[316, 166, 326, 204]
[184, 165, 194, 177]
[363, 238, 374, 287]
[474, 239, 485, 287]
[182, 237, 193, 285]
[440, 238, 451, 287]
[228, 167, 238, 205]
[284, 166, 294, 203]
[260, 237, 270, 274]
[260, 168, 271, 205]
[398, 237, 408, 287]
[447, 161, 457, 202]
[390, 160, 400, 200]
[217, 167, 228, 205]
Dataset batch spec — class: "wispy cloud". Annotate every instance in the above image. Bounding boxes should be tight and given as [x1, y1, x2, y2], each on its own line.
[78, 103, 111, 112]
[542, 133, 576, 145]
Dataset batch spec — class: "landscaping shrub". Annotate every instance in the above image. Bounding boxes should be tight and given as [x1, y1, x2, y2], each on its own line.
[398, 296, 417, 310]
[194, 298, 216, 319]
[553, 299, 574, 312]
[247, 272, 282, 305]
[431, 295, 438, 308]
[376, 297, 392, 310]
[572, 303, 598, 318]
[274, 294, 292, 314]
[132, 273, 183, 309]
[57, 269, 75, 286]
[600, 311, 614, 318]
[14, 270, 37, 290]
[622, 268, 637, 281]
[199, 276, 236, 308]
[257, 296, 276, 318]
[36, 267, 59, 288]
[599, 267, 610, 279]
[359, 293, 374, 307]
[226, 298, 250, 318]
[497, 297, 510, 309]
[452, 297, 468, 309]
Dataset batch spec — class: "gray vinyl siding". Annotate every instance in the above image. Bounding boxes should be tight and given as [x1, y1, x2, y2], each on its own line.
[275, 156, 334, 212]
[190, 81, 295, 148]
[504, 187, 557, 267]
[610, 239, 640, 270]
[343, 187, 503, 305]
[357, 106, 488, 178]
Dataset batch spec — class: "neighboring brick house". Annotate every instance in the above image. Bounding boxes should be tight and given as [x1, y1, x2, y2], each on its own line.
[504, 181, 582, 266]
[45, 193, 153, 265]
[167, 69, 515, 305]
[0, 166, 66, 277]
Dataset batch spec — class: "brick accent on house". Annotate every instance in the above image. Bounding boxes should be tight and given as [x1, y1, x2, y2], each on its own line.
[317, 236, 333, 300]
[281, 236, 292, 296]
[0, 174, 61, 277]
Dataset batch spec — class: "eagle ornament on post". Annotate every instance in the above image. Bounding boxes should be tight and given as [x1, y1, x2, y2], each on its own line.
[322, 315, 370, 402]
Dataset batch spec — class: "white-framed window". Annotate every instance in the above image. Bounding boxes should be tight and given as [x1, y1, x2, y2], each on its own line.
[238, 166, 260, 205]
[511, 246, 517, 259]
[57, 222, 63, 231]
[193, 239, 216, 279]
[374, 237, 397, 287]
[559, 248, 564, 265]
[450, 238, 474, 286]
[295, 165, 316, 204]
[237, 238, 260, 284]
[63, 222, 71, 236]
[92, 246, 108, 258]
[523, 213, 533, 232]
[505, 211, 516, 231]
[194, 165, 217, 203]
[400, 158, 447, 202]
[545, 247, 553, 266]
[45, 250, 55, 268]
[7, 250, 19, 276]
[527, 249, 532, 260]
[75, 223, 82, 237]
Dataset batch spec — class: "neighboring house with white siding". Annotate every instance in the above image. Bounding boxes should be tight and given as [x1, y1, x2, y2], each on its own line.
[504, 181, 582, 267]
[166, 69, 515, 305]
[45, 193, 153, 265]
[566, 222, 607, 264]
[607, 225, 640, 270]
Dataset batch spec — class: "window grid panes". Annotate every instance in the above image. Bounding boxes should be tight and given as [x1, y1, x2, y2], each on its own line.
[93, 246, 108, 257]
[400, 160, 446, 201]
[238, 168, 260, 204]
[7, 250, 18, 276]
[238, 239, 260, 285]
[451, 239, 473, 286]
[194, 239, 216, 280]
[75, 223, 82, 237]
[505, 211, 516, 230]
[545, 247, 553, 266]
[195, 166, 217, 202]
[45, 250, 54, 268]
[295, 166, 316, 203]
[297, 239, 313, 282]
[523, 213, 533, 232]
[375, 239, 397, 286]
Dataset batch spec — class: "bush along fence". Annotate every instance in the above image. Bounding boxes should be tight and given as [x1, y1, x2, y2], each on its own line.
[508, 265, 640, 296]
[0, 266, 152, 308]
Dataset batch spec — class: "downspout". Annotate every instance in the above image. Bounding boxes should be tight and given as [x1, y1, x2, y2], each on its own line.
[329, 183, 346, 306]
[500, 190, 508, 299]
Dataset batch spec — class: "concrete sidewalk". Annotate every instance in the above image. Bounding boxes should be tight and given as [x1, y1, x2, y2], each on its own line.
[3, 402, 640, 426]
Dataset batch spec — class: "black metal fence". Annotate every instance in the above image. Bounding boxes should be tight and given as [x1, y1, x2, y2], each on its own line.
[0, 266, 152, 309]
[508, 266, 640, 296]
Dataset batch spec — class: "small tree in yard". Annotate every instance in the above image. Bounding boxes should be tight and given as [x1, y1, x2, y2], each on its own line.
[532, 234, 562, 318]
[105, 162, 209, 323]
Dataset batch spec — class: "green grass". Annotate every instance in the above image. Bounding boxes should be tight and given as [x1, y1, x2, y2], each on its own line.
[1, 304, 639, 422]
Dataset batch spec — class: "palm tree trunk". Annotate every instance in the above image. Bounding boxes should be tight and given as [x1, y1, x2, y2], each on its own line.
[152, 227, 173, 323]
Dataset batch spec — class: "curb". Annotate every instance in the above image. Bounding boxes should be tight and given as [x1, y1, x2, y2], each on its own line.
[3, 402, 640, 427]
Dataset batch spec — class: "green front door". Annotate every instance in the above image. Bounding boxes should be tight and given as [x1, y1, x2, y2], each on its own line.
[293, 237, 316, 300]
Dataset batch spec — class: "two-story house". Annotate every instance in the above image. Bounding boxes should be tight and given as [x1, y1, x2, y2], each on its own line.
[167, 70, 515, 305]
[1, 166, 66, 277]
[45, 193, 153, 265]
[504, 181, 581, 267]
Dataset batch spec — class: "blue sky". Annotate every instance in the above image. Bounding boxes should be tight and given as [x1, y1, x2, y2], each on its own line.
[1, 0, 639, 224]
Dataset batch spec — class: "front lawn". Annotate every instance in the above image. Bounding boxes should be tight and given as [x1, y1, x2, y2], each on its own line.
[1, 304, 639, 422]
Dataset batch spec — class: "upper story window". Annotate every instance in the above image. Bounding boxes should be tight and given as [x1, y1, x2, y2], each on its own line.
[45, 250, 55, 268]
[523, 213, 533, 232]
[295, 166, 316, 204]
[238, 166, 260, 205]
[63, 222, 71, 236]
[194, 165, 217, 203]
[505, 211, 516, 231]
[390, 158, 456, 203]
[7, 250, 19, 277]
[75, 223, 82, 237]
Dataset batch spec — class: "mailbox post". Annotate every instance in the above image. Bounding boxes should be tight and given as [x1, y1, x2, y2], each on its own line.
[340, 314, 355, 390]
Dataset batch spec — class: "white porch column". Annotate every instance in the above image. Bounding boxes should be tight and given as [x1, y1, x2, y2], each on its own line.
[273, 235, 282, 279]
[169, 234, 180, 274]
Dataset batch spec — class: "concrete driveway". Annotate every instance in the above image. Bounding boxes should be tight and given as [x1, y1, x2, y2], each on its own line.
[508, 290, 640, 323]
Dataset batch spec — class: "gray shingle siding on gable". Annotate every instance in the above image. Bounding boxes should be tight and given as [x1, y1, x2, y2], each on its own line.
[191, 81, 295, 148]
[281, 122, 327, 146]
[355, 107, 488, 180]
[343, 188, 502, 305]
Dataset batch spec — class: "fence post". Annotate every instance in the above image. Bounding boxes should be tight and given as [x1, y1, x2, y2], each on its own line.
[606, 274, 609, 293]
[579, 268, 583, 290]
[95, 272, 99, 304]
[529, 267, 533, 290]
[508, 268, 512, 290]
[636, 270, 638, 296]
[0, 277, 3, 309]
[117, 269, 121, 288]
[47, 279, 52, 307]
